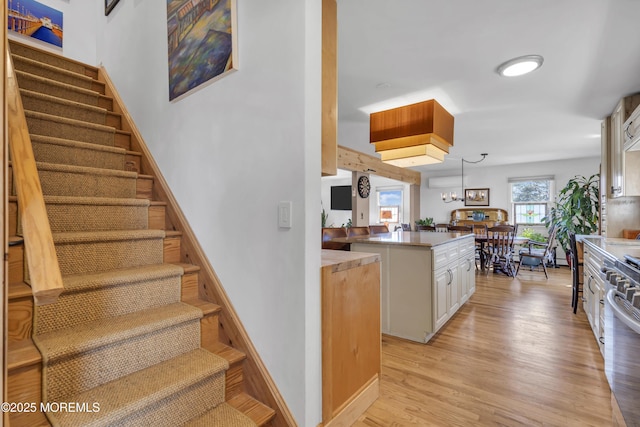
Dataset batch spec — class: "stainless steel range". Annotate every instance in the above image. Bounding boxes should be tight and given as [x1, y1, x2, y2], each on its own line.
[603, 254, 640, 426]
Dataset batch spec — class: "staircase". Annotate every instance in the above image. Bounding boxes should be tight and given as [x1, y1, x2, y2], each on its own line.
[6, 40, 277, 427]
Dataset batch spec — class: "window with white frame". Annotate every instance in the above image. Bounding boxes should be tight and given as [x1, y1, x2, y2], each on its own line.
[377, 187, 403, 226]
[509, 177, 554, 225]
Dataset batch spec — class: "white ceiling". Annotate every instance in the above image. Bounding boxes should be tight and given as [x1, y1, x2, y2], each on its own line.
[336, 0, 640, 173]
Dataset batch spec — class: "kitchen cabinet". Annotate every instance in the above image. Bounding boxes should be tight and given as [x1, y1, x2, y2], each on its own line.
[350, 233, 475, 343]
[434, 257, 459, 331]
[434, 241, 475, 331]
[607, 95, 640, 198]
[623, 102, 640, 151]
[582, 240, 611, 356]
[459, 238, 476, 303]
[623, 102, 640, 196]
[600, 118, 609, 236]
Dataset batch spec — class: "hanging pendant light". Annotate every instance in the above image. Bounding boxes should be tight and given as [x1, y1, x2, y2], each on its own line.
[441, 154, 488, 203]
[369, 99, 454, 167]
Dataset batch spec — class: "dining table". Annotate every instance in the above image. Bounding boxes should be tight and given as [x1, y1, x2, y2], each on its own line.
[473, 234, 529, 272]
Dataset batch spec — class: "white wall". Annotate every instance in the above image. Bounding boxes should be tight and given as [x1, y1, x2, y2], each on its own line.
[422, 156, 601, 263]
[90, 1, 321, 424]
[321, 171, 410, 229]
[421, 156, 600, 223]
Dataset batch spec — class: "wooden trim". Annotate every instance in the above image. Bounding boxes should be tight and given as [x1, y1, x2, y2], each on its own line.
[611, 392, 627, 427]
[322, 376, 379, 427]
[98, 67, 297, 427]
[321, 254, 380, 423]
[321, 0, 337, 176]
[3, 3, 9, 423]
[5, 50, 63, 307]
[337, 145, 421, 186]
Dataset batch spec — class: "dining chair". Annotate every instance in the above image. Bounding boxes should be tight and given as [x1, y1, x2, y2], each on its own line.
[568, 232, 584, 313]
[448, 225, 472, 232]
[471, 224, 488, 270]
[435, 223, 450, 232]
[347, 226, 370, 238]
[515, 226, 558, 279]
[485, 225, 517, 276]
[322, 227, 349, 250]
[369, 224, 389, 235]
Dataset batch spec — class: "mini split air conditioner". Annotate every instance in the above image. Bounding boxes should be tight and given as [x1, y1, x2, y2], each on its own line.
[427, 176, 468, 189]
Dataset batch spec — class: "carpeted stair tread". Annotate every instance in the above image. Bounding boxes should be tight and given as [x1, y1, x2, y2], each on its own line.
[52, 229, 165, 275]
[60, 263, 183, 292]
[15, 69, 101, 106]
[42, 195, 150, 232]
[34, 264, 184, 335]
[31, 134, 126, 170]
[25, 110, 115, 146]
[35, 161, 137, 199]
[36, 161, 135, 178]
[47, 349, 229, 427]
[44, 195, 150, 207]
[12, 41, 275, 426]
[34, 302, 202, 362]
[20, 88, 108, 125]
[53, 229, 165, 244]
[35, 303, 204, 402]
[183, 402, 257, 427]
[9, 40, 93, 76]
[11, 53, 97, 90]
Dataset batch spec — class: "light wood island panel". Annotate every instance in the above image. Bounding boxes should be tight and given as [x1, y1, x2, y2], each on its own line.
[321, 250, 381, 426]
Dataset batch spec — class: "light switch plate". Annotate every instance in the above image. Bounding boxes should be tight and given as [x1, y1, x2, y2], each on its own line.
[278, 201, 292, 228]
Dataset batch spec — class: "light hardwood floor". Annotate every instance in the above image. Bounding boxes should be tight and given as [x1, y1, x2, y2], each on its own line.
[356, 266, 613, 426]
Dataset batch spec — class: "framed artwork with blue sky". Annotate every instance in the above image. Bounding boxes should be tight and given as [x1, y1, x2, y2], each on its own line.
[7, 0, 63, 48]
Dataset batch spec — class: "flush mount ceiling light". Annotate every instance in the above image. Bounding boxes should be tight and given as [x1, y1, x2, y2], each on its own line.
[497, 55, 544, 77]
[369, 99, 454, 167]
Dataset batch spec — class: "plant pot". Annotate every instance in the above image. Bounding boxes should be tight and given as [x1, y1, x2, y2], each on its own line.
[472, 212, 485, 221]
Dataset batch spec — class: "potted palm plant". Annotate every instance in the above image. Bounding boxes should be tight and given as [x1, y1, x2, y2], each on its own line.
[543, 174, 599, 262]
[415, 217, 434, 227]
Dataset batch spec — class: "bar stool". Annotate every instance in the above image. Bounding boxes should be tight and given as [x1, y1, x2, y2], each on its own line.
[569, 233, 584, 314]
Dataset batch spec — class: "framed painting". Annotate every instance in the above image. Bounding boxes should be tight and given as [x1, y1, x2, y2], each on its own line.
[105, 0, 121, 16]
[167, 0, 238, 101]
[464, 188, 490, 206]
[7, 0, 63, 48]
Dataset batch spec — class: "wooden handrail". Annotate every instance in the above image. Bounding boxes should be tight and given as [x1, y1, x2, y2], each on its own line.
[6, 49, 63, 305]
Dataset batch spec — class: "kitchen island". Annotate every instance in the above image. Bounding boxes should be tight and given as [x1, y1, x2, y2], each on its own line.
[333, 231, 476, 343]
[320, 249, 381, 426]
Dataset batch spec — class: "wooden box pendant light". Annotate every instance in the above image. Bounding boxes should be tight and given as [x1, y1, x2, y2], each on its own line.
[369, 99, 454, 167]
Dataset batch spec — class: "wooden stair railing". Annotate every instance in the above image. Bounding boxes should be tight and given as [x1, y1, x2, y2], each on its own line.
[5, 49, 63, 306]
[98, 67, 297, 427]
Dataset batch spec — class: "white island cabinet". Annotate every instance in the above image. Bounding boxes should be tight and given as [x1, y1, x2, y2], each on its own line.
[349, 232, 476, 343]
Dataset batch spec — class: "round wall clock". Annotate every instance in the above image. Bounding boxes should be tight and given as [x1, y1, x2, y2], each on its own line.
[358, 175, 371, 198]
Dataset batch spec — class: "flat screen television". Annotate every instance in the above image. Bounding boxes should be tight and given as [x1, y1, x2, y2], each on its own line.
[331, 185, 352, 210]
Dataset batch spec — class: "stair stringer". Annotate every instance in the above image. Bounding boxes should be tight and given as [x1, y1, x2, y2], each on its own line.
[98, 67, 297, 427]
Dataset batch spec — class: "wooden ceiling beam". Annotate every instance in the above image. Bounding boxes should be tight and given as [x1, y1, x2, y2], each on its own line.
[337, 145, 421, 186]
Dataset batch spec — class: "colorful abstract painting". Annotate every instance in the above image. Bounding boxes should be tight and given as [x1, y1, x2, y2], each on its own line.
[167, 0, 237, 101]
[7, 0, 63, 48]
